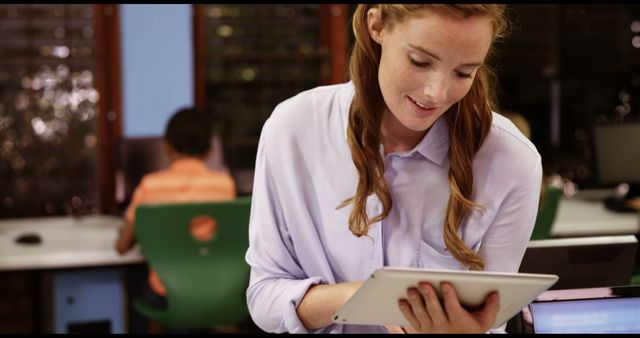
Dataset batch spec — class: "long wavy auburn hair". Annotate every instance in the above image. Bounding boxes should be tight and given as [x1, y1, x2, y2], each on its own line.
[338, 4, 509, 271]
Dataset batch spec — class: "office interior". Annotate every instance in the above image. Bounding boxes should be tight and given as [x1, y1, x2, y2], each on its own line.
[1, 4, 640, 334]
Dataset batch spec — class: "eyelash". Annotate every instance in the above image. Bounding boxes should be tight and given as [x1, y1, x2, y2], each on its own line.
[408, 57, 430, 68]
[408, 57, 473, 79]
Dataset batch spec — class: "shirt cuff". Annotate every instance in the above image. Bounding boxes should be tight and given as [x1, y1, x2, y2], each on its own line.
[283, 276, 329, 333]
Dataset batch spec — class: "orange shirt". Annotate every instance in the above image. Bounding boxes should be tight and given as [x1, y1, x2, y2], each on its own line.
[126, 157, 236, 296]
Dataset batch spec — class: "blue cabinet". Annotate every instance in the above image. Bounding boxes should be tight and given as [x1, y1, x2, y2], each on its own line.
[52, 268, 126, 334]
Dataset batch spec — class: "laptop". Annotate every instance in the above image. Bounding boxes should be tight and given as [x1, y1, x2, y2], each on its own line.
[518, 235, 638, 290]
[506, 235, 638, 333]
[521, 285, 640, 333]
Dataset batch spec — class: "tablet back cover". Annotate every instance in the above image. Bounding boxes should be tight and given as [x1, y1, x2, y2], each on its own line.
[333, 267, 558, 329]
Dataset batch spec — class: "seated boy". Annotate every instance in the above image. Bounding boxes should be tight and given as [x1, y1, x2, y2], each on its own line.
[115, 107, 236, 305]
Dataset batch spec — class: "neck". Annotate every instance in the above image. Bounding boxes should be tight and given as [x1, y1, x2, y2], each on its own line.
[168, 154, 205, 163]
[380, 112, 428, 155]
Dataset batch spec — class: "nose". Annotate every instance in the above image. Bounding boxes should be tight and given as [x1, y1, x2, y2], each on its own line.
[423, 71, 448, 105]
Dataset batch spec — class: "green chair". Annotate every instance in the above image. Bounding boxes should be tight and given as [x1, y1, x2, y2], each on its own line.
[132, 197, 252, 330]
[631, 249, 640, 286]
[631, 269, 640, 285]
[530, 186, 563, 240]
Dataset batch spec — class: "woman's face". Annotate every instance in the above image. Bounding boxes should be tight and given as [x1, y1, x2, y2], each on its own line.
[367, 8, 494, 135]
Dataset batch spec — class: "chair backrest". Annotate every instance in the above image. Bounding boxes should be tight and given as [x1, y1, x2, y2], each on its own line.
[530, 186, 563, 240]
[134, 197, 251, 328]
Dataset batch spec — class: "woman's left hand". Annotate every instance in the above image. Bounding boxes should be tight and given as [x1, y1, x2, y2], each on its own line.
[397, 281, 500, 333]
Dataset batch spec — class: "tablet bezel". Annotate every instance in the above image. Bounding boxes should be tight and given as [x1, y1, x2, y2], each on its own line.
[332, 267, 558, 329]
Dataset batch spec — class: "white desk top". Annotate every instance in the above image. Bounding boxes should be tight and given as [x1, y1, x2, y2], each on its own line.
[0, 215, 144, 271]
[550, 190, 640, 238]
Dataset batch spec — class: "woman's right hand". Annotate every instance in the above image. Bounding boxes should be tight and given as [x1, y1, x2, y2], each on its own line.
[397, 282, 500, 333]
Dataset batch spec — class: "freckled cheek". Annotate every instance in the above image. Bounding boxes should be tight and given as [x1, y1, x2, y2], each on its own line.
[392, 69, 424, 93]
[450, 83, 474, 103]
[381, 69, 415, 101]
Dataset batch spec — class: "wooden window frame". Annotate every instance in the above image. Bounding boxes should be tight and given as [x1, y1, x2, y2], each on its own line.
[94, 4, 122, 214]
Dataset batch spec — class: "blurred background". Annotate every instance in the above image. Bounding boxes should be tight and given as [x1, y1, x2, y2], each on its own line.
[1, 4, 640, 333]
[1, 4, 640, 219]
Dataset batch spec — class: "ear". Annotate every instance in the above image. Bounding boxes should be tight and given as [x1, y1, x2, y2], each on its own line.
[366, 7, 384, 45]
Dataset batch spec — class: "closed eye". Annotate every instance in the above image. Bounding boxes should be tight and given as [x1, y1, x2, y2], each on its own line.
[456, 71, 473, 79]
[408, 56, 430, 68]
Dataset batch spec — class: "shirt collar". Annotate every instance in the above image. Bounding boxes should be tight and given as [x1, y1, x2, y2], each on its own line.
[339, 81, 449, 166]
[412, 116, 450, 166]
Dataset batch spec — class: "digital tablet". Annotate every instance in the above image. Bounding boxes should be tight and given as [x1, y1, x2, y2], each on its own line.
[332, 267, 558, 329]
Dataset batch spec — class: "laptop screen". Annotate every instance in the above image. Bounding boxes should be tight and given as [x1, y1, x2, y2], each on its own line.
[524, 286, 640, 333]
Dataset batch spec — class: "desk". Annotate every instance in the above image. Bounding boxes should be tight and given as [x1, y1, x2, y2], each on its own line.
[0, 215, 143, 270]
[551, 190, 640, 238]
[0, 215, 144, 333]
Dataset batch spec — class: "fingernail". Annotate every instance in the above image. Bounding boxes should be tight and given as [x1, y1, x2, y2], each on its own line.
[442, 284, 449, 294]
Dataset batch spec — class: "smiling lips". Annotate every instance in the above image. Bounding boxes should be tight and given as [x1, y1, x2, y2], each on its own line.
[408, 96, 438, 117]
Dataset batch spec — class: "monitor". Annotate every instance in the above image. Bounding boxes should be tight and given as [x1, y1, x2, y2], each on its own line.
[115, 135, 228, 210]
[115, 137, 170, 209]
[522, 285, 640, 333]
[518, 235, 637, 290]
[592, 122, 640, 198]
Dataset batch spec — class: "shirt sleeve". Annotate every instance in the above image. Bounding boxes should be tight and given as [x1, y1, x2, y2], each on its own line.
[226, 174, 237, 199]
[478, 157, 543, 273]
[244, 118, 328, 333]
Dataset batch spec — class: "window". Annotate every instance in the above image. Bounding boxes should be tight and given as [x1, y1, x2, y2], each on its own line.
[0, 4, 120, 218]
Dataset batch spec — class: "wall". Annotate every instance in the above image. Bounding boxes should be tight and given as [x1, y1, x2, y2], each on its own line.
[120, 4, 193, 137]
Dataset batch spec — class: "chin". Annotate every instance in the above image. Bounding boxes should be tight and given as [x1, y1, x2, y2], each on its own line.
[403, 118, 436, 132]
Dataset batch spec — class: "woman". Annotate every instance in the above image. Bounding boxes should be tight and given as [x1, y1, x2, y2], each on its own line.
[245, 4, 541, 333]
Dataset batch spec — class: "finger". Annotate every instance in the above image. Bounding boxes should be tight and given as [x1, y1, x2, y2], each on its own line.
[384, 325, 405, 334]
[403, 325, 419, 333]
[406, 287, 432, 329]
[419, 282, 448, 326]
[441, 282, 467, 320]
[398, 298, 422, 331]
[475, 291, 501, 328]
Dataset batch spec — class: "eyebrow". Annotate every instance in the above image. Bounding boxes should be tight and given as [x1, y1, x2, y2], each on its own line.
[408, 43, 483, 68]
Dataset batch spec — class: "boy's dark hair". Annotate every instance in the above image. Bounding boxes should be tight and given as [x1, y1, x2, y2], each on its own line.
[164, 108, 213, 156]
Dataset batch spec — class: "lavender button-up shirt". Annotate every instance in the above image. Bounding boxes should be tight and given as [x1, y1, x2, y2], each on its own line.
[245, 82, 542, 333]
